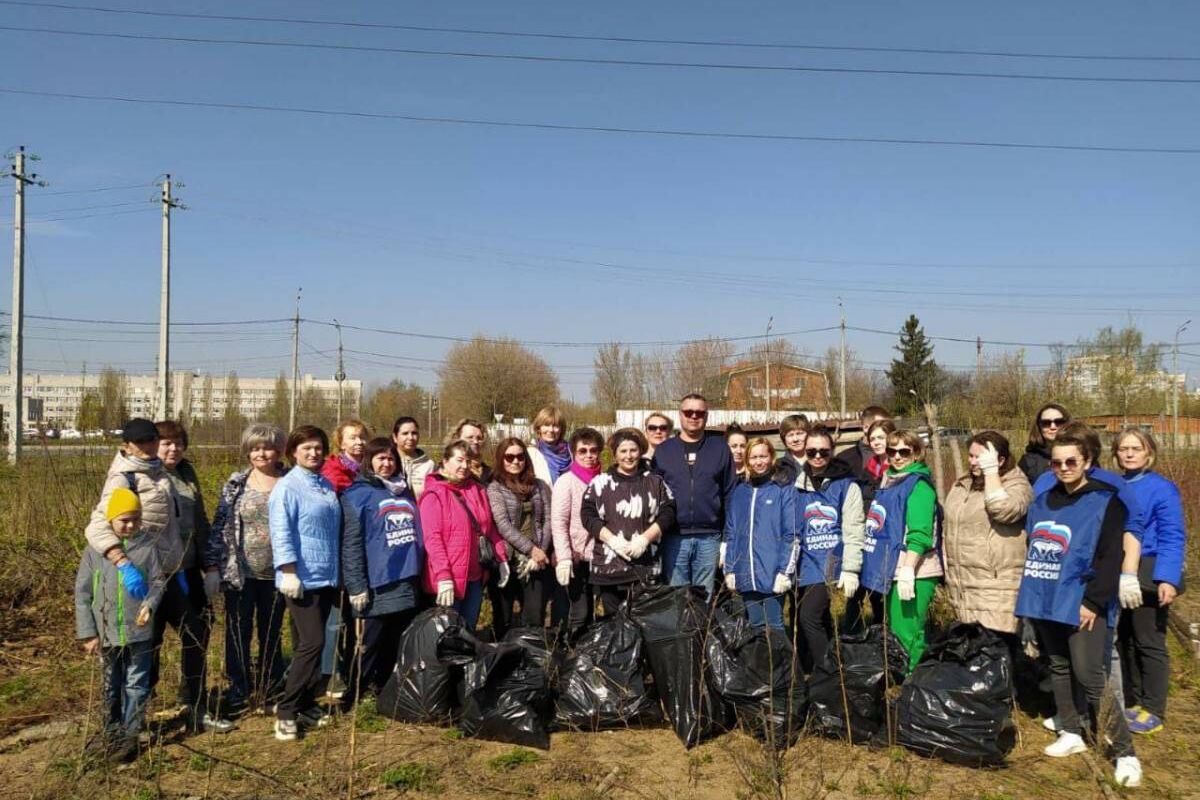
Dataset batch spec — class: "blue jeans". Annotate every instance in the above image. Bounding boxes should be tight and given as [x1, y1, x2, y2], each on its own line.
[663, 532, 721, 596]
[454, 581, 485, 630]
[102, 640, 153, 738]
[742, 591, 785, 630]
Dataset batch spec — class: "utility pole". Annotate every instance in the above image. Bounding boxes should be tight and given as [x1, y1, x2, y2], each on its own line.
[289, 288, 301, 431]
[1174, 320, 1191, 447]
[334, 320, 346, 421]
[975, 336, 983, 391]
[764, 316, 774, 415]
[157, 175, 184, 421]
[6, 147, 44, 462]
[838, 299, 847, 419]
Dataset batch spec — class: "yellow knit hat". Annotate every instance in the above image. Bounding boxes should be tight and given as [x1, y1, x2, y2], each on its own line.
[105, 487, 142, 521]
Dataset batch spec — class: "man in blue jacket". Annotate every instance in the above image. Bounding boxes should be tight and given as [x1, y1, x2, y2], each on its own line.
[651, 394, 737, 597]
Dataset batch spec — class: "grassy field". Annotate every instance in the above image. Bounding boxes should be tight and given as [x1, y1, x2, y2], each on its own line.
[0, 443, 1197, 799]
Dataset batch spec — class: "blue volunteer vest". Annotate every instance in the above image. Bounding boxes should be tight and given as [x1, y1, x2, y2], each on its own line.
[797, 477, 853, 587]
[860, 472, 932, 594]
[1015, 487, 1111, 627]
[362, 490, 424, 590]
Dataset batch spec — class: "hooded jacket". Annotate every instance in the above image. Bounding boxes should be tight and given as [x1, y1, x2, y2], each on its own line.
[268, 466, 342, 590]
[795, 458, 866, 580]
[399, 448, 436, 498]
[75, 529, 166, 648]
[85, 450, 184, 574]
[723, 473, 800, 594]
[942, 466, 1033, 633]
[418, 472, 508, 598]
[1018, 443, 1051, 485]
[1033, 465, 1145, 540]
[650, 432, 736, 537]
[341, 471, 423, 616]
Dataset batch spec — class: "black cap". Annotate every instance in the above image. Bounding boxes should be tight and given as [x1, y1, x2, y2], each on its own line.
[121, 418, 159, 444]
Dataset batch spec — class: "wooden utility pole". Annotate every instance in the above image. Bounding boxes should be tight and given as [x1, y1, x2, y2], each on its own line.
[334, 320, 346, 421]
[839, 299, 847, 419]
[289, 288, 301, 431]
[157, 175, 184, 420]
[6, 147, 44, 462]
[1174, 320, 1191, 447]
[764, 316, 773, 414]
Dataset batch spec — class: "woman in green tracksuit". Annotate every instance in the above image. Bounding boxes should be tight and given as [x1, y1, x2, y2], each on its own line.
[860, 429, 942, 670]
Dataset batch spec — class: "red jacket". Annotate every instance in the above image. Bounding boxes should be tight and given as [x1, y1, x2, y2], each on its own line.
[419, 472, 508, 599]
[320, 455, 358, 495]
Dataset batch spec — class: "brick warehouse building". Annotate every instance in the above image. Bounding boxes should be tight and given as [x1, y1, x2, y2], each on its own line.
[721, 360, 831, 411]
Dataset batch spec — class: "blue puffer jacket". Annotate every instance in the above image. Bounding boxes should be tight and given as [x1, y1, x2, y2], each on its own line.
[651, 433, 737, 536]
[723, 475, 800, 594]
[268, 466, 342, 590]
[1122, 470, 1187, 588]
[1034, 465, 1144, 540]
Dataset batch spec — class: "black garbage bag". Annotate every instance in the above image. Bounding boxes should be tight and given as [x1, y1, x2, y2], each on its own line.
[459, 630, 553, 749]
[629, 585, 727, 748]
[555, 612, 658, 731]
[706, 597, 807, 747]
[808, 624, 908, 743]
[895, 623, 1015, 766]
[377, 608, 476, 722]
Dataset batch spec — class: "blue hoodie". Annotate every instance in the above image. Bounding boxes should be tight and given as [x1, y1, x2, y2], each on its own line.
[1122, 470, 1187, 588]
[723, 475, 800, 594]
[651, 432, 737, 537]
[1033, 465, 1144, 541]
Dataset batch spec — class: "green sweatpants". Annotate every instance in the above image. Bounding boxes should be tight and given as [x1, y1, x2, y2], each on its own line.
[887, 577, 938, 672]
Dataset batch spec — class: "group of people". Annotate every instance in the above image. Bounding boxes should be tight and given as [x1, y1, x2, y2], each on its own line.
[73, 397, 1187, 788]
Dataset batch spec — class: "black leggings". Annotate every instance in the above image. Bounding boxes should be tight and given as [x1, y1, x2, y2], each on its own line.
[791, 583, 832, 673]
[150, 567, 212, 710]
[842, 585, 885, 632]
[1118, 594, 1171, 719]
[278, 588, 335, 721]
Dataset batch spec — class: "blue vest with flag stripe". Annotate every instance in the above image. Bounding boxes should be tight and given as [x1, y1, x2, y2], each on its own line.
[860, 472, 932, 594]
[1015, 487, 1110, 627]
[797, 476, 853, 587]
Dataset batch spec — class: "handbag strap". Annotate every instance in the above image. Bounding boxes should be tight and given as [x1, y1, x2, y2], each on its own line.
[450, 490, 484, 537]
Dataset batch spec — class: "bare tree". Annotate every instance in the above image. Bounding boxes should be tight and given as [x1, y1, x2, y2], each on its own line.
[672, 337, 736, 403]
[592, 343, 644, 418]
[437, 335, 559, 425]
[361, 379, 427, 434]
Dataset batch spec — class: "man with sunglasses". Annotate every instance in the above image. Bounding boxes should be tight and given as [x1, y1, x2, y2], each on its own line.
[650, 394, 737, 598]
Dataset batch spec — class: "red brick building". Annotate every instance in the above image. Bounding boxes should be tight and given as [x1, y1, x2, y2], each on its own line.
[721, 361, 830, 411]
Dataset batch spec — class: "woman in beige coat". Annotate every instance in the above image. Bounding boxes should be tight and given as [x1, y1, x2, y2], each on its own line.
[942, 430, 1033, 638]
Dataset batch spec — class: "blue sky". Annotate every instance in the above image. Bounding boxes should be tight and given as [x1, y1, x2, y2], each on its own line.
[2, 1, 1199, 398]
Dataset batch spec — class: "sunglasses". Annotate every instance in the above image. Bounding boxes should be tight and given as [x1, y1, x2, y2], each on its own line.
[1039, 417, 1067, 429]
[502, 452, 526, 463]
[680, 409, 707, 419]
[574, 446, 600, 456]
[1050, 457, 1081, 471]
[805, 448, 832, 459]
[646, 424, 671, 433]
[886, 447, 913, 458]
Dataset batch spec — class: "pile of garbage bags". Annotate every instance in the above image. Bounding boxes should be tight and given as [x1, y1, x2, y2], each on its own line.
[375, 590, 1014, 762]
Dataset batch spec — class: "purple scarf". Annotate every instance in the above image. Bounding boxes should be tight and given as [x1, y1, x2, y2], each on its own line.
[569, 460, 601, 486]
[537, 439, 571, 483]
[338, 452, 361, 476]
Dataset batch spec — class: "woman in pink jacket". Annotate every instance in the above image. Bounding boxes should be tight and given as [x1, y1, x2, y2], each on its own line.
[419, 439, 509, 629]
[551, 427, 604, 637]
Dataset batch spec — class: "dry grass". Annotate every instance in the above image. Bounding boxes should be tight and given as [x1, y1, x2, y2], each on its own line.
[0, 445, 1197, 798]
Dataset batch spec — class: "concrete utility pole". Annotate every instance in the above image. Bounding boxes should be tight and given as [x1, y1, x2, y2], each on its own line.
[764, 316, 774, 414]
[157, 175, 184, 420]
[975, 336, 983, 390]
[334, 320, 346, 421]
[838, 299, 847, 419]
[6, 147, 44, 462]
[1174, 320, 1191, 447]
[289, 288, 301, 432]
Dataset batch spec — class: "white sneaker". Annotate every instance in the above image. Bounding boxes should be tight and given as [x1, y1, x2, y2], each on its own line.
[1044, 732, 1087, 758]
[273, 719, 298, 742]
[1042, 716, 1061, 733]
[1114, 756, 1142, 788]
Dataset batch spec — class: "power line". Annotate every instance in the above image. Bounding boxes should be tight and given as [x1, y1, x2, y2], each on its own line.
[39, 181, 152, 196]
[5, 87, 1199, 155]
[0, 310, 292, 326]
[6, 24, 1200, 85]
[1, 206, 155, 224]
[3, 2, 1198, 63]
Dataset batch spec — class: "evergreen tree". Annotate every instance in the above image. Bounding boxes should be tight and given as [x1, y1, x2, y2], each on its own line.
[887, 315, 939, 415]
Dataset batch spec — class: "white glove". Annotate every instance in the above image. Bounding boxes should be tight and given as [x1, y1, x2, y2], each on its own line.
[497, 561, 511, 588]
[718, 543, 727, 569]
[836, 571, 860, 598]
[724, 572, 737, 592]
[607, 536, 632, 561]
[436, 579, 455, 607]
[203, 570, 222, 600]
[349, 592, 369, 614]
[1119, 573, 1143, 609]
[977, 442, 1001, 475]
[278, 571, 304, 600]
[626, 533, 649, 560]
[895, 565, 916, 602]
[516, 557, 535, 581]
[772, 573, 793, 594]
[555, 561, 573, 587]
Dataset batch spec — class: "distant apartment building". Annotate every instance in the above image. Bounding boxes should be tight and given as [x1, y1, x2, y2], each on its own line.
[1065, 355, 1184, 396]
[5, 371, 360, 427]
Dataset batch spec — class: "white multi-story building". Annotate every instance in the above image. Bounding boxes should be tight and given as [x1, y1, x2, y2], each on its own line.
[4, 371, 360, 428]
[1065, 355, 1184, 397]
